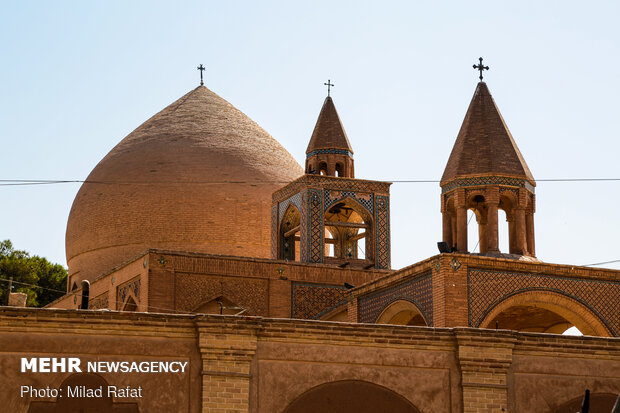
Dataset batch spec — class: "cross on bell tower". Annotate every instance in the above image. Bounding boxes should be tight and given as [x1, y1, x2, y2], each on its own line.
[324, 79, 334, 96]
[473, 57, 489, 81]
[197, 64, 205, 86]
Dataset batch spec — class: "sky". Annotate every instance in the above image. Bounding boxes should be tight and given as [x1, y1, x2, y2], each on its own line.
[1, 0, 619, 272]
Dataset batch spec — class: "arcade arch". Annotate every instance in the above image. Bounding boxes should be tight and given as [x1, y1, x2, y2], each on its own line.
[282, 380, 421, 413]
[479, 291, 611, 336]
[375, 300, 428, 326]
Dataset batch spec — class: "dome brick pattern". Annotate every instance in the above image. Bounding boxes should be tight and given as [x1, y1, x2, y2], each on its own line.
[66, 86, 303, 284]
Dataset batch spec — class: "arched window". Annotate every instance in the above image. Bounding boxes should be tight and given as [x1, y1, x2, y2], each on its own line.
[319, 162, 328, 176]
[335, 163, 343, 177]
[280, 205, 301, 261]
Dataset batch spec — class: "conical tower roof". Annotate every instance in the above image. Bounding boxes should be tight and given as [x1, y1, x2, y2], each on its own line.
[66, 85, 303, 283]
[441, 82, 534, 185]
[306, 96, 353, 154]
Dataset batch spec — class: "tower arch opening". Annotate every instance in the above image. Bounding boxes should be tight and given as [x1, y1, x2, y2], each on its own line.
[323, 199, 372, 263]
[280, 205, 301, 261]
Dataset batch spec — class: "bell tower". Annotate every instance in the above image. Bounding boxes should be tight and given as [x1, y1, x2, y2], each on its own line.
[305, 94, 355, 178]
[440, 81, 536, 257]
[272, 90, 390, 269]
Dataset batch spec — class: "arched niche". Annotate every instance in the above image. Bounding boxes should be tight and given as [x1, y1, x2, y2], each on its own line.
[479, 290, 611, 337]
[375, 300, 428, 326]
[282, 380, 421, 413]
[280, 204, 301, 261]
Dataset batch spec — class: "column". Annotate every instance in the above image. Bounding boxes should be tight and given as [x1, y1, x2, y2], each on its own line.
[442, 212, 453, 248]
[456, 206, 468, 253]
[487, 203, 499, 252]
[199, 322, 257, 413]
[526, 212, 535, 257]
[515, 207, 527, 255]
[508, 217, 516, 254]
[456, 330, 515, 413]
[478, 215, 488, 253]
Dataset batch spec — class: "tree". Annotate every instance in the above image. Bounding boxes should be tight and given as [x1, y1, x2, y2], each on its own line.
[0, 240, 67, 307]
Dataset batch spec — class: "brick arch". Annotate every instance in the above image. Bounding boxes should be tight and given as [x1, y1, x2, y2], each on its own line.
[376, 299, 429, 326]
[478, 290, 611, 336]
[326, 196, 373, 221]
[282, 380, 422, 413]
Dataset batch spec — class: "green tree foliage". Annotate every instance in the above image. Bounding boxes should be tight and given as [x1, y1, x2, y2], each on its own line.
[0, 240, 67, 307]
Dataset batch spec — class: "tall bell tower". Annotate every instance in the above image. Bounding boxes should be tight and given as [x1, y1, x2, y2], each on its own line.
[440, 80, 536, 258]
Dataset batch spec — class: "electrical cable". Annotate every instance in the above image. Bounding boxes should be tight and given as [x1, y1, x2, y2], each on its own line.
[1, 178, 620, 186]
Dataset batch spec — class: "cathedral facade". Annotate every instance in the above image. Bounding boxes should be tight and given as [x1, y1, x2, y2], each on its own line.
[1, 74, 619, 412]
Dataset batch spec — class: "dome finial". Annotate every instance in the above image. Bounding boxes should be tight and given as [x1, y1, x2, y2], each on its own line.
[324, 79, 334, 97]
[197, 64, 206, 86]
[473, 57, 489, 81]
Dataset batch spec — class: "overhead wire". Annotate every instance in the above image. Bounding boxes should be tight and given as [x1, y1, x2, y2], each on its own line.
[1, 177, 620, 186]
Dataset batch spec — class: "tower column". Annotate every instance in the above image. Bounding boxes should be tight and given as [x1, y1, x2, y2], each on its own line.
[508, 215, 516, 254]
[515, 207, 528, 255]
[478, 215, 488, 254]
[451, 213, 457, 250]
[442, 212, 453, 248]
[487, 203, 499, 252]
[456, 206, 468, 253]
[526, 212, 535, 257]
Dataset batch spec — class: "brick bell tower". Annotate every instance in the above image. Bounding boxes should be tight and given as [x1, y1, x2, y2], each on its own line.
[304, 95, 355, 178]
[440, 81, 536, 257]
[272, 90, 391, 269]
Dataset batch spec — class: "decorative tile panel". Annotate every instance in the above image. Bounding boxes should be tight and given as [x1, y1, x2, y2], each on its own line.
[374, 195, 390, 269]
[358, 272, 433, 325]
[300, 191, 309, 262]
[468, 268, 620, 335]
[271, 204, 278, 259]
[278, 192, 302, 222]
[324, 189, 374, 214]
[306, 148, 354, 158]
[292, 282, 348, 319]
[442, 176, 535, 193]
[88, 292, 109, 310]
[116, 276, 140, 309]
[307, 188, 324, 263]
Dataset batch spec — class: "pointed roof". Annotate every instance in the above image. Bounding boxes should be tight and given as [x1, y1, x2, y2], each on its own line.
[441, 82, 535, 185]
[306, 96, 353, 154]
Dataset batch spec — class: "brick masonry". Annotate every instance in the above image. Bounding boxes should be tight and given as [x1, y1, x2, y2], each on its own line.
[1, 308, 620, 413]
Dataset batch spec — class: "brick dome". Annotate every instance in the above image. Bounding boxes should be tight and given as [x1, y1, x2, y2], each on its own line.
[66, 86, 303, 284]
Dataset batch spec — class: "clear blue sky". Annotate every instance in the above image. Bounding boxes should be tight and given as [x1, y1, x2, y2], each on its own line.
[1, 0, 619, 270]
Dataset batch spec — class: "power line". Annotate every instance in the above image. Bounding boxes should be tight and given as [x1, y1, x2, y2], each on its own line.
[1, 178, 620, 187]
[581, 259, 620, 267]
